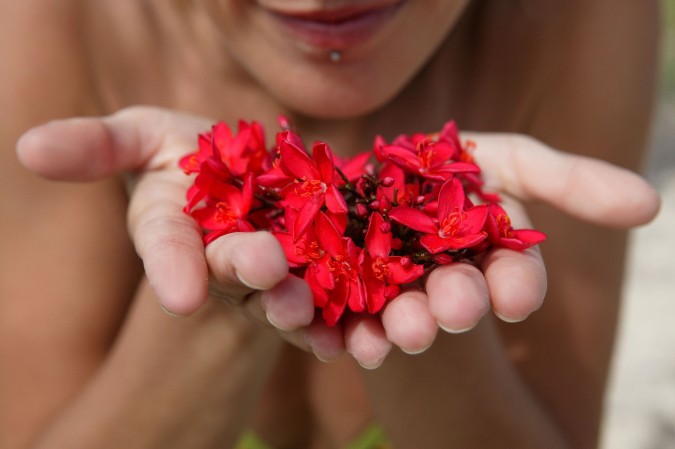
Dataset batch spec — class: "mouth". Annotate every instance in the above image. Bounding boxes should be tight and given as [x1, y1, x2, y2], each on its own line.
[263, 1, 407, 51]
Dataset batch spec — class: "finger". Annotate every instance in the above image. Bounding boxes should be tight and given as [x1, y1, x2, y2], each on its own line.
[425, 263, 491, 333]
[16, 106, 210, 181]
[205, 231, 289, 303]
[380, 290, 438, 355]
[482, 247, 546, 322]
[242, 286, 316, 352]
[304, 319, 346, 362]
[241, 275, 315, 332]
[466, 133, 660, 228]
[120, 168, 208, 315]
[343, 315, 392, 370]
[480, 199, 547, 322]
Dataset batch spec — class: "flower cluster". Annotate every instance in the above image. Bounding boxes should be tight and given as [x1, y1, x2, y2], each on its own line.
[180, 119, 546, 326]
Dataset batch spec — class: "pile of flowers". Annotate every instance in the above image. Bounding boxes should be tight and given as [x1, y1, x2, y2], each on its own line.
[180, 119, 546, 326]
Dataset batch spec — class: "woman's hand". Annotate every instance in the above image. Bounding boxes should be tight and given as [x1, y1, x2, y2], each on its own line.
[376, 132, 660, 357]
[15, 107, 353, 364]
[16, 107, 660, 368]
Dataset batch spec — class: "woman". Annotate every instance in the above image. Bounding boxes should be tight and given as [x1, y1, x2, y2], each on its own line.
[0, 1, 661, 448]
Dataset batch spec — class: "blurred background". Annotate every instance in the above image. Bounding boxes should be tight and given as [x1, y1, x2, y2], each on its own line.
[600, 1, 675, 448]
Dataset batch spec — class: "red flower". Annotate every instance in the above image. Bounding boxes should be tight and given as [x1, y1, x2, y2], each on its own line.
[359, 213, 424, 313]
[485, 203, 546, 250]
[378, 123, 480, 181]
[273, 208, 328, 268]
[179, 121, 267, 176]
[190, 172, 256, 244]
[278, 139, 348, 240]
[376, 162, 420, 206]
[182, 118, 548, 327]
[389, 178, 488, 254]
[302, 213, 365, 326]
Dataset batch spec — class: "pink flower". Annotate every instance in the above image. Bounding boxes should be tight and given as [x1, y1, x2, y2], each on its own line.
[389, 178, 488, 254]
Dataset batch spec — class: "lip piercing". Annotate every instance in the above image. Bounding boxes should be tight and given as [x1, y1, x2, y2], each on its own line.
[329, 50, 342, 62]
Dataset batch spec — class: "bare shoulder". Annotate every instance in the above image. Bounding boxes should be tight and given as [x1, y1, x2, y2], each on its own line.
[0, 1, 101, 133]
[0, 4, 140, 446]
[528, 0, 661, 164]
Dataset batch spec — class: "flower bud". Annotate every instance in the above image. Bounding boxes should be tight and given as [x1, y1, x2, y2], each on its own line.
[380, 176, 395, 188]
[356, 203, 369, 218]
[378, 196, 392, 214]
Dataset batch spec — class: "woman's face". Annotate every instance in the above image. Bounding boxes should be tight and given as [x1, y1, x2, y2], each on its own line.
[194, 0, 470, 118]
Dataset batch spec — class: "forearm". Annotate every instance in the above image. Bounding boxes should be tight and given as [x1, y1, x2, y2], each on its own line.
[30, 281, 283, 449]
[364, 317, 571, 449]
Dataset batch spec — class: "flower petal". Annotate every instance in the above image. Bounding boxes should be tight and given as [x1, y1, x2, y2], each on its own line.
[348, 279, 367, 313]
[315, 212, 344, 256]
[305, 267, 329, 308]
[419, 233, 452, 254]
[312, 142, 338, 183]
[388, 206, 438, 234]
[323, 282, 349, 326]
[293, 194, 324, 241]
[385, 258, 424, 284]
[433, 161, 481, 175]
[325, 184, 348, 214]
[279, 139, 320, 179]
[437, 178, 465, 221]
[337, 151, 372, 182]
[459, 204, 489, 234]
[379, 144, 422, 173]
[272, 232, 307, 266]
[365, 212, 391, 257]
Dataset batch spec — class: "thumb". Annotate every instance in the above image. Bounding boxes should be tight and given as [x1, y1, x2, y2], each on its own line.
[16, 106, 211, 181]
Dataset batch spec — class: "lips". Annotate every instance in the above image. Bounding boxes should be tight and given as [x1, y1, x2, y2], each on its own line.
[263, 1, 406, 50]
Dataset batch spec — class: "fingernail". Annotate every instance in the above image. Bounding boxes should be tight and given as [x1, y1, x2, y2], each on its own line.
[439, 323, 476, 334]
[236, 270, 267, 291]
[358, 356, 386, 370]
[401, 343, 433, 355]
[304, 333, 339, 363]
[265, 310, 292, 332]
[159, 303, 180, 318]
[494, 311, 528, 323]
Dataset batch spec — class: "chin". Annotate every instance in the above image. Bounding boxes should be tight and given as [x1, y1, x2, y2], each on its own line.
[261, 63, 410, 120]
[279, 87, 393, 120]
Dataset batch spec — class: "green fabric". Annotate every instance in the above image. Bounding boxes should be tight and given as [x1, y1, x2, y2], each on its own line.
[235, 424, 391, 449]
[344, 424, 392, 449]
[236, 430, 274, 449]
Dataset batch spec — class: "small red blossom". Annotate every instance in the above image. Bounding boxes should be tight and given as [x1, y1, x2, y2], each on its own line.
[486, 203, 547, 250]
[180, 118, 546, 326]
[278, 139, 348, 240]
[378, 121, 480, 181]
[192, 172, 256, 244]
[389, 178, 488, 254]
[360, 213, 424, 313]
[303, 213, 365, 326]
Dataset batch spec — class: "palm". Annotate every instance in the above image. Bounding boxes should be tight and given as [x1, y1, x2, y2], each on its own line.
[16, 107, 659, 368]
